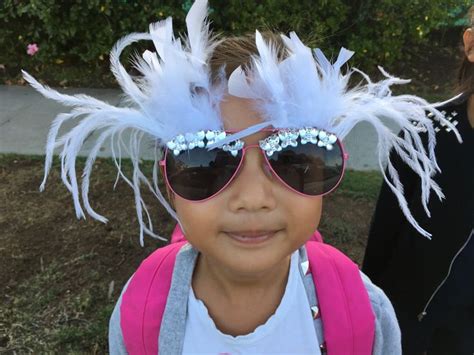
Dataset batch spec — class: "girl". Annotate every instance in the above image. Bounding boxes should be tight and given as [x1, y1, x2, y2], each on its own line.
[363, 6, 474, 355]
[23, 0, 457, 353]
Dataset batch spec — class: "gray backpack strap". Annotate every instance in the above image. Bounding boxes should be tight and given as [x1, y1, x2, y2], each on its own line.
[159, 244, 198, 354]
[299, 246, 325, 347]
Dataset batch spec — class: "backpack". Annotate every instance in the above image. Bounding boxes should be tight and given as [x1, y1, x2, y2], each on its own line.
[120, 238, 375, 354]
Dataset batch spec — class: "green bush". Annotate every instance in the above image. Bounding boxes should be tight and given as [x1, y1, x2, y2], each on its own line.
[0, 0, 471, 86]
[344, 0, 471, 68]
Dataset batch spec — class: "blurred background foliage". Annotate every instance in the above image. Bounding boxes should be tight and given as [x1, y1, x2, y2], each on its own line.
[0, 0, 472, 87]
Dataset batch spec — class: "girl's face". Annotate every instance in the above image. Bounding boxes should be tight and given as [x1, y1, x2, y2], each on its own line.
[174, 95, 323, 275]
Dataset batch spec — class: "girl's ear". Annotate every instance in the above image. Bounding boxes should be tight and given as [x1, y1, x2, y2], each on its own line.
[463, 28, 474, 63]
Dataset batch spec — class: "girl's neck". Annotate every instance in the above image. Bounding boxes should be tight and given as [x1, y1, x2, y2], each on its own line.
[194, 252, 291, 301]
[468, 95, 474, 129]
[192, 252, 292, 336]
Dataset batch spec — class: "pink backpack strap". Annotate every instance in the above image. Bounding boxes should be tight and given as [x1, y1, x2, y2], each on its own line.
[310, 230, 323, 242]
[170, 224, 186, 243]
[120, 241, 186, 355]
[306, 241, 375, 355]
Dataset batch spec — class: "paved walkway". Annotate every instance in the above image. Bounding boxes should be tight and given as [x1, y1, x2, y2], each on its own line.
[0, 85, 400, 170]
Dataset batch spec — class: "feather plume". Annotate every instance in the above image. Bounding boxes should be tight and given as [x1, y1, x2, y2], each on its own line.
[22, 0, 220, 244]
[227, 32, 462, 238]
[24, 0, 462, 241]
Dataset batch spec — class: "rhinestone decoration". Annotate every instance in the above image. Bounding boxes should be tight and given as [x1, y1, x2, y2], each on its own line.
[166, 134, 188, 156]
[311, 305, 320, 319]
[278, 129, 299, 148]
[299, 128, 319, 145]
[260, 128, 338, 157]
[167, 127, 339, 156]
[259, 134, 282, 157]
[223, 140, 245, 157]
[185, 131, 205, 150]
[440, 110, 459, 133]
[205, 130, 227, 146]
[412, 110, 459, 135]
[300, 260, 310, 275]
[167, 130, 239, 156]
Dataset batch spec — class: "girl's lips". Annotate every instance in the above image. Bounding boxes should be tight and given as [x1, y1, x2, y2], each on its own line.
[225, 230, 279, 244]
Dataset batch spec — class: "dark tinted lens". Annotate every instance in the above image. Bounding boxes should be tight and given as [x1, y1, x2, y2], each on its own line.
[267, 140, 344, 195]
[165, 148, 242, 200]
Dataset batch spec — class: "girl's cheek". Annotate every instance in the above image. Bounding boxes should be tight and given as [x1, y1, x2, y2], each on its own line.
[287, 196, 323, 232]
[175, 198, 221, 233]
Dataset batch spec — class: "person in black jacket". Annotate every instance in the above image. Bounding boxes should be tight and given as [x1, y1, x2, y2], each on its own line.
[362, 7, 474, 355]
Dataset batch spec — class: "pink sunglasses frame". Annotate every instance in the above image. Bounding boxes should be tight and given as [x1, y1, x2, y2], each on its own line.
[159, 129, 349, 202]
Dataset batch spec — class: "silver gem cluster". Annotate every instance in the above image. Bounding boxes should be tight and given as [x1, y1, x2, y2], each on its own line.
[166, 131, 243, 156]
[260, 128, 337, 157]
[411, 110, 459, 133]
[166, 128, 338, 157]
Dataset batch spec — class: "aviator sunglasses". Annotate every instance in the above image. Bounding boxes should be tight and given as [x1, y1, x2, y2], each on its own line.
[159, 127, 348, 201]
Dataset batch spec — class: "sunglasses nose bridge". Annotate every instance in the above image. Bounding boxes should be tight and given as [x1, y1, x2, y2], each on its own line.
[242, 143, 261, 150]
[241, 144, 264, 162]
[227, 147, 278, 212]
[240, 145, 274, 179]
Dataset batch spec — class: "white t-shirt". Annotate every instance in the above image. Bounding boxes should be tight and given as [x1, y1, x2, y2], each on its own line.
[182, 251, 321, 354]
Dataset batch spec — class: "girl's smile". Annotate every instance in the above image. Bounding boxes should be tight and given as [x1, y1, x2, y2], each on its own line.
[224, 229, 282, 245]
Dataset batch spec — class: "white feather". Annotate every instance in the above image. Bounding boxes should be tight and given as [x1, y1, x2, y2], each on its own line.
[21, 0, 221, 243]
[240, 33, 462, 238]
[185, 0, 212, 64]
[228, 66, 253, 98]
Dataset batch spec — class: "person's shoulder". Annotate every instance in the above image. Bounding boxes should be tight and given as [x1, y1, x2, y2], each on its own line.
[360, 271, 402, 355]
[428, 93, 468, 133]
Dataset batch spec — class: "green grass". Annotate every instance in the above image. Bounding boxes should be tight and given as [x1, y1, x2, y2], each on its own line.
[337, 169, 383, 201]
[0, 153, 158, 176]
[320, 217, 353, 244]
[3, 256, 113, 353]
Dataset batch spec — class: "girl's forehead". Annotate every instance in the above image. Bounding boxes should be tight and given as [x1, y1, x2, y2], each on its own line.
[220, 94, 263, 132]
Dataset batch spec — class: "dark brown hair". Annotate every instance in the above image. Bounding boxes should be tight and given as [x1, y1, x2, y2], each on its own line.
[456, 6, 474, 95]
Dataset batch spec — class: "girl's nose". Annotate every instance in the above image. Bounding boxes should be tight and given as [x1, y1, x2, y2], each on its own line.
[226, 147, 277, 213]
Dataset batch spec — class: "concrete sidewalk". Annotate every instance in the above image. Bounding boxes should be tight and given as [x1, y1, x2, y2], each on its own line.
[0, 84, 400, 170]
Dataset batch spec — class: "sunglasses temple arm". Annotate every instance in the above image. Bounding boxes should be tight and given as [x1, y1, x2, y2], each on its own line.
[207, 122, 271, 150]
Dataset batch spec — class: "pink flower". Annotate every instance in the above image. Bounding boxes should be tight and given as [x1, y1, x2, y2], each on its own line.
[27, 43, 39, 56]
